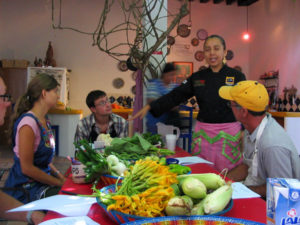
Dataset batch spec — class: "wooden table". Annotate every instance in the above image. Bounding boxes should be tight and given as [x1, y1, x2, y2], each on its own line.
[43, 148, 266, 224]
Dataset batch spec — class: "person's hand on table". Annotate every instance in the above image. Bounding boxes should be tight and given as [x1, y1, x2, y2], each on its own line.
[58, 173, 66, 184]
[31, 211, 46, 225]
[128, 104, 150, 121]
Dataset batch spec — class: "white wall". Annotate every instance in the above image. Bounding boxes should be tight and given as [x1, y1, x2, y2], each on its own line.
[0, 0, 135, 116]
[1, 0, 300, 116]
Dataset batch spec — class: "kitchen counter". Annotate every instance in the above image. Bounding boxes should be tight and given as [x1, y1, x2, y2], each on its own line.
[112, 108, 133, 119]
[48, 108, 83, 115]
[269, 111, 300, 117]
[47, 107, 83, 157]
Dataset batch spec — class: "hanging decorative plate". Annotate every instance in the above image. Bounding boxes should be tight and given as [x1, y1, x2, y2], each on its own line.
[126, 57, 138, 72]
[197, 28, 208, 40]
[226, 50, 234, 60]
[112, 78, 124, 89]
[191, 38, 199, 46]
[118, 61, 128, 71]
[167, 36, 175, 46]
[177, 24, 191, 38]
[131, 85, 136, 95]
[194, 50, 205, 61]
[109, 96, 115, 103]
[131, 72, 137, 81]
[116, 96, 123, 104]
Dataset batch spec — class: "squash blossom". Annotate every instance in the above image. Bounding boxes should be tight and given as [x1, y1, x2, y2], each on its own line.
[105, 159, 177, 217]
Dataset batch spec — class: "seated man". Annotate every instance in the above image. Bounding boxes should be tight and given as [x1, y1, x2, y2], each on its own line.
[219, 80, 300, 197]
[74, 90, 128, 143]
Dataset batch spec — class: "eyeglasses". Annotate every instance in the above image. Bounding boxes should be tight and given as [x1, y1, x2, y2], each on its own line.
[94, 100, 110, 107]
[0, 94, 12, 102]
[227, 101, 241, 108]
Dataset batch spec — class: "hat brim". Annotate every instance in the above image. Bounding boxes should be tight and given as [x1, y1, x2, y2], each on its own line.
[219, 86, 234, 101]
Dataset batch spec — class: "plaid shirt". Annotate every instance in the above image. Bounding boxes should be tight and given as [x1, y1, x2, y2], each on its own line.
[74, 113, 128, 143]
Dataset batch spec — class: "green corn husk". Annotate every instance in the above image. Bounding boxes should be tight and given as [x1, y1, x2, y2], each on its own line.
[181, 177, 207, 199]
[203, 184, 233, 214]
[191, 199, 205, 215]
[178, 173, 225, 190]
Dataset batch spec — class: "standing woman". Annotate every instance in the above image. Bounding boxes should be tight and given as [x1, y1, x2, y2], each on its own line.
[131, 35, 246, 172]
[5, 73, 65, 203]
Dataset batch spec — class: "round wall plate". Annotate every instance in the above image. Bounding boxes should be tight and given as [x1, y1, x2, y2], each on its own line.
[126, 57, 137, 71]
[118, 61, 128, 71]
[131, 85, 136, 95]
[194, 50, 205, 61]
[177, 24, 191, 38]
[226, 50, 234, 60]
[167, 36, 175, 45]
[191, 38, 199, 46]
[112, 78, 124, 89]
[197, 29, 208, 40]
[131, 72, 137, 81]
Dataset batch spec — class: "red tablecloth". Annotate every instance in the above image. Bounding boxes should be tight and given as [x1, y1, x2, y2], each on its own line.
[43, 147, 266, 224]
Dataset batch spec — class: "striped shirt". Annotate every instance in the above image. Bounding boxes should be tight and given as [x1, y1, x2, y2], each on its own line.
[74, 113, 128, 143]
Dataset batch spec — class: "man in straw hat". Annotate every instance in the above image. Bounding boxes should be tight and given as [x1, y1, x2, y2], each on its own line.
[219, 80, 300, 197]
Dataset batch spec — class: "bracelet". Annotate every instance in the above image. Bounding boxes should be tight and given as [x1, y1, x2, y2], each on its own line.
[54, 170, 60, 175]
[26, 210, 34, 224]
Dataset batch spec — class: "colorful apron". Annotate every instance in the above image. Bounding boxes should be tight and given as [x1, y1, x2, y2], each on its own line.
[4, 113, 55, 203]
[192, 121, 242, 172]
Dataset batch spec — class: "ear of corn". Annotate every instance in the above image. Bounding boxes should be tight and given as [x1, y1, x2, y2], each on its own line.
[191, 199, 205, 215]
[165, 195, 193, 216]
[177, 173, 225, 190]
[203, 184, 232, 214]
[181, 177, 207, 199]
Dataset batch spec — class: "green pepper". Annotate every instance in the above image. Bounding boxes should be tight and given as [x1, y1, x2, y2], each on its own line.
[159, 157, 167, 165]
[169, 164, 191, 175]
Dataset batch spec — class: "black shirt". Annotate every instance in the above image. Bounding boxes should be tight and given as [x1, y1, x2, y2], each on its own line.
[149, 65, 246, 123]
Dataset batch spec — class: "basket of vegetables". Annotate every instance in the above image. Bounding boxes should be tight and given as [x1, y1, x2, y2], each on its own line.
[121, 216, 265, 225]
[95, 158, 233, 225]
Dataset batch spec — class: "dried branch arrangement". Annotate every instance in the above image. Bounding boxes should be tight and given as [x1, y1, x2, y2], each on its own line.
[51, 0, 189, 79]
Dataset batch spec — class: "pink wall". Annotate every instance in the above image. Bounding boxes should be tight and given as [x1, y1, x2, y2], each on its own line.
[249, 0, 300, 94]
[168, 0, 300, 96]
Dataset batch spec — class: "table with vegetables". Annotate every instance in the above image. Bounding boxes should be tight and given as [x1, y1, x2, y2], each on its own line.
[43, 133, 266, 224]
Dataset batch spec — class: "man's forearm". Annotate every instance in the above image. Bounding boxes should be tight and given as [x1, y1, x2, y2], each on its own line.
[248, 184, 266, 198]
[227, 163, 249, 181]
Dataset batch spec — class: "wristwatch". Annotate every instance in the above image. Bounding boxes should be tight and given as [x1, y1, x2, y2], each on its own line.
[26, 210, 34, 224]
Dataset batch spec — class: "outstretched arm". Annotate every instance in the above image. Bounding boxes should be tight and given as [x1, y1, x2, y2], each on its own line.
[129, 104, 150, 121]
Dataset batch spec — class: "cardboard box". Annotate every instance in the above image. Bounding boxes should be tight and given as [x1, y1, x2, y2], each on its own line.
[267, 178, 300, 225]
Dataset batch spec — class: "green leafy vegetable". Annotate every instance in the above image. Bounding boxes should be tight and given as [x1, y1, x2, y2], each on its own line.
[104, 133, 174, 160]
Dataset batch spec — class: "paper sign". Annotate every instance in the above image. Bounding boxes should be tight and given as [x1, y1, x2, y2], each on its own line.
[175, 156, 214, 165]
[8, 195, 96, 217]
[232, 182, 261, 199]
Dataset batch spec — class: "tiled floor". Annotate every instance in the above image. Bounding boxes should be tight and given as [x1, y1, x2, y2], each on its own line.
[0, 144, 70, 225]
